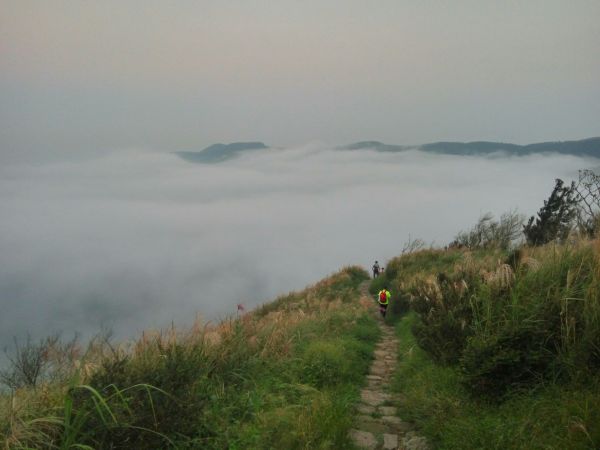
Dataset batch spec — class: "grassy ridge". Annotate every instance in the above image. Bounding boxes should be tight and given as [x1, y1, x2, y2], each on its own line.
[392, 313, 600, 449]
[376, 239, 600, 449]
[1, 266, 379, 449]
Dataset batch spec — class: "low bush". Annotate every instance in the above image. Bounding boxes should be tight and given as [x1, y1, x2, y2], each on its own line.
[298, 340, 351, 388]
[86, 341, 218, 448]
[350, 314, 381, 343]
[460, 327, 555, 399]
[391, 313, 600, 449]
[451, 210, 524, 250]
[409, 271, 479, 364]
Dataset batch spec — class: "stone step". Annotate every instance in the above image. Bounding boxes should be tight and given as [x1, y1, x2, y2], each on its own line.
[350, 302, 429, 450]
[382, 416, 413, 433]
[354, 415, 393, 434]
[349, 429, 377, 449]
[367, 380, 389, 389]
[357, 404, 375, 415]
[378, 406, 397, 415]
[360, 389, 390, 406]
[383, 433, 398, 450]
[401, 431, 430, 450]
[370, 367, 388, 377]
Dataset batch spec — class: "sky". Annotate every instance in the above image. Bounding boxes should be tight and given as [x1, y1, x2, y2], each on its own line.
[1, 1, 600, 163]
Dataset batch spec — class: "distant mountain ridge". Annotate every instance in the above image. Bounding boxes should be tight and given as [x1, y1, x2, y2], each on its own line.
[176, 142, 268, 163]
[341, 137, 600, 158]
[341, 141, 408, 152]
[176, 137, 600, 164]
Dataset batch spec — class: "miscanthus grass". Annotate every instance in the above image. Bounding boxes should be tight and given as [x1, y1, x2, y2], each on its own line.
[1, 266, 378, 449]
[379, 237, 600, 449]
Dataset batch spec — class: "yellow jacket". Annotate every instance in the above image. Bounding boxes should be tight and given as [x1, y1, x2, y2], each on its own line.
[378, 289, 391, 305]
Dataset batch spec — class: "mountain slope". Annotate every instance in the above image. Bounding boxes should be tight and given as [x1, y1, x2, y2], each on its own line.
[341, 137, 600, 157]
[176, 141, 268, 163]
[420, 136, 600, 157]
[0, 267, 379, 449]
[339, 141, 409, 152]
[176, 137, 600, 164]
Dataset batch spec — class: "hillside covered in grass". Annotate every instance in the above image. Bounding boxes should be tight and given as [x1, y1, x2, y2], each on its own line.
[371, 238, 600, 449]
[3, 171, 600, 449]
[1, 267, 380, 449]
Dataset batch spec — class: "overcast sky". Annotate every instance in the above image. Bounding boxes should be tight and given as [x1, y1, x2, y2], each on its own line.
[1, 0, 599, 163]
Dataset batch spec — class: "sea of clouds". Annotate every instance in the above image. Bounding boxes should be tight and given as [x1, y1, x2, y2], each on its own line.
[0, 144, 597, 348]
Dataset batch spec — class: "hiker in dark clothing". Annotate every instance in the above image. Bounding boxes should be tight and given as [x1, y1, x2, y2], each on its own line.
[372, 261, 380, 278]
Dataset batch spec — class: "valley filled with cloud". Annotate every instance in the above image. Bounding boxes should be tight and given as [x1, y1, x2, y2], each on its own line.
[0, 145, 597, 347]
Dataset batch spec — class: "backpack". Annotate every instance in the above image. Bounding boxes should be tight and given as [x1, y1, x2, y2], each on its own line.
[379, 291, 386, 303]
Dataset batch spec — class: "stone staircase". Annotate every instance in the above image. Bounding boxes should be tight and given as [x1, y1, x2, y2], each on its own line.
[348, 284, 429, 450]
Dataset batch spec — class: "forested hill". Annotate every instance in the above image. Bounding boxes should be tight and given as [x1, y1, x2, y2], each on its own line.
[420, 136, 600, 156]
[341, 136, 600, 157]
[176, 142, 268, 163]
[176, 137, 600, 164]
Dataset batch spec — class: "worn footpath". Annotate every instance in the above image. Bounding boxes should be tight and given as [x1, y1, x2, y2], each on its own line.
[348, 282, 429, 450]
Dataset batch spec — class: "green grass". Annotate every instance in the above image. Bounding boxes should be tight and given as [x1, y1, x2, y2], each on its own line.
[392, 313, 600, 449]
[10, 234, 599, 449]
[0, 266, 378, 449]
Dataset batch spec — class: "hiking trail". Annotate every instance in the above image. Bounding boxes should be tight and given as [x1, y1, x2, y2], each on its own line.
[348, 281, 429, 450]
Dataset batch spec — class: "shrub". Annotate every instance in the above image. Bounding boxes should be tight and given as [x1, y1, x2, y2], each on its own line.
[391, 313, 600, 450]
[0, 335, 50, 390]
[384, 290, 410, 325]
[247, 388, 355, 450]
[86, 341, 217, 448]
[298, 340, 352, 388]
[460, 327, 555, 399]
[409, 272, 478, 364]
[350, 314, 380, 343]
[451, 210, 525, 250]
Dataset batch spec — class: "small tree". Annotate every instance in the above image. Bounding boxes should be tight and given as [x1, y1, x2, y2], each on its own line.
[401, 235, 425, 254]
[0, 335, 49, 389]
[573, 169, 600, 236]
[523, 179, 578, 246]
[451, 210, 524, 250]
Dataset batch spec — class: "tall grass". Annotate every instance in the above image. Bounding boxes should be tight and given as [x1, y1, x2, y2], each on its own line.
[391, 313, 600, 449]
[378, 238, 600, 448]
[1, 266, 378, 449]
[379, 239, 600, 396]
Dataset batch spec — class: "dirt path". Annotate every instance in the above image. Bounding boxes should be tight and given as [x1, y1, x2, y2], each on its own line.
[348, 282, 429, 450]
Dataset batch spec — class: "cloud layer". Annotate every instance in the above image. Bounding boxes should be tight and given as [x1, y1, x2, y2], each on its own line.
[0, 146, 596, 347]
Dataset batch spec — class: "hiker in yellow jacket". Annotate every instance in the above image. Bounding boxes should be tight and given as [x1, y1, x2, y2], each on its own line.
[378, 287, 391, 318]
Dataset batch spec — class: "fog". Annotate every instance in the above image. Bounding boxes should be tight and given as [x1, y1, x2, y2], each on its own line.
[0, 146, 597, 348]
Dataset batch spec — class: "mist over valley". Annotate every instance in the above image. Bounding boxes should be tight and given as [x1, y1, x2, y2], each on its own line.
[1, 142, 598, 349]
